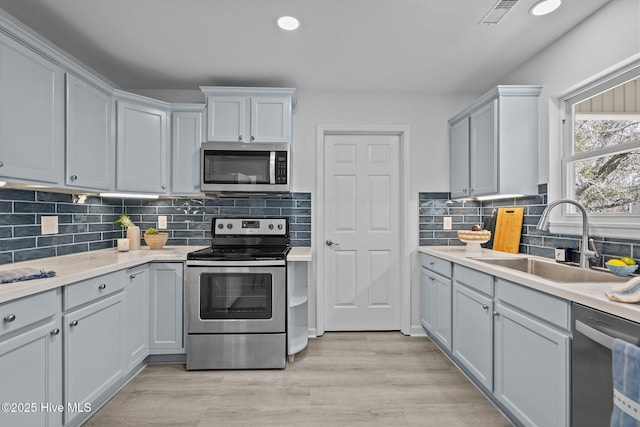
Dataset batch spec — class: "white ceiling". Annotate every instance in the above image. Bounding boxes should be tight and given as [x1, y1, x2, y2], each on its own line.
[0, 0, 612, 94]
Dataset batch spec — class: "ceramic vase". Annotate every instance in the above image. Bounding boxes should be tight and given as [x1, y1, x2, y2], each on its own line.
[126, 226, 141, 250]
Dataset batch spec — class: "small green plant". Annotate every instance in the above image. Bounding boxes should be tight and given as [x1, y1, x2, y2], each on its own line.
[115, 215, 135, 238]
[145, 227, 159, 235]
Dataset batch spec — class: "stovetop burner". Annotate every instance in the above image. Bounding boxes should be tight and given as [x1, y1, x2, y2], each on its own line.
[187, 217, 291, 262]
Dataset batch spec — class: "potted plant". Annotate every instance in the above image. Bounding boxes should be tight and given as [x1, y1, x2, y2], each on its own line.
[144, 227, 169, 250]
[114, 214, 141, 250]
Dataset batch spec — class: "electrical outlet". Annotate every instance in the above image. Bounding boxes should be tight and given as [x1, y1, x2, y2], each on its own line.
[41, 216, 58, 235]
[157, 216, 167, 230]
[443, 216, 452, 230]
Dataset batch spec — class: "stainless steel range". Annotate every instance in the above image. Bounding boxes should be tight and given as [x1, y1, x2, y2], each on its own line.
[185, 217, 289, 370]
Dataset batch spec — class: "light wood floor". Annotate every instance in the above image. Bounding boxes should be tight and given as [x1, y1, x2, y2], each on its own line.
[85, 332, 512, 426]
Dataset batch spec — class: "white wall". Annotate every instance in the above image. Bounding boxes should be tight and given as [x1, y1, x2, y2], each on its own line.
[495, 0, 640, 187]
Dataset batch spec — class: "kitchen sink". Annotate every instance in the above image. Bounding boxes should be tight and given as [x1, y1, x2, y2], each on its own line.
[474, 257, 628, 283]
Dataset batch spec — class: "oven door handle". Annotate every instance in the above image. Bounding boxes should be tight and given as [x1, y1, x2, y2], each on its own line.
[186, 260, 286, 267]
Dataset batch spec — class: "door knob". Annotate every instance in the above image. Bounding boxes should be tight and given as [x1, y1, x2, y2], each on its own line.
[325, 239, 340, 247]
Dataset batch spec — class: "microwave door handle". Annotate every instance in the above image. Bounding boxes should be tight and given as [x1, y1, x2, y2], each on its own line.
[269, 151, 276, 184]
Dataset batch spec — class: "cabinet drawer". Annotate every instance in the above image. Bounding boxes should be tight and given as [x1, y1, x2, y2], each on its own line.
[0, 289, 60, 338]
[496, 278, 570, 331]
[64, 270, 126, 311]
[454, 264, 493, 296]
[420, 253, 452, 278]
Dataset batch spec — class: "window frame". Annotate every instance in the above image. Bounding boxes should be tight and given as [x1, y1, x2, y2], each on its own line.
[553, 57, 640, 240]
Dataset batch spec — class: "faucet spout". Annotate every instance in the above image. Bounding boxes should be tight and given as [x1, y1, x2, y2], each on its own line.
[536, 199, 598, 269]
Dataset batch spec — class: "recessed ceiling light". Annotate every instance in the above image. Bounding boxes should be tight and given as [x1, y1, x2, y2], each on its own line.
[530, 0, 562, 16]
[277, 16, 299, 31]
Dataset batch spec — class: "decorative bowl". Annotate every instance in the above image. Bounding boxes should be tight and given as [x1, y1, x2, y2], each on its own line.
[144, 232, 169, 250]
[606, 262, 638, 276]
[457, 230, 491, 257]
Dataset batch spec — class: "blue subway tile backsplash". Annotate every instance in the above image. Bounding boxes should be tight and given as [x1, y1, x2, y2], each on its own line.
[418, 184, 640, 267]
[0, 190, 312, 265]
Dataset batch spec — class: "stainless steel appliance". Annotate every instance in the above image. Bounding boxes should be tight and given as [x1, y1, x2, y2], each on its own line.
[185, 218, 289, 370]
[200, 142, 289, 193]
[572, 303, 640, 426]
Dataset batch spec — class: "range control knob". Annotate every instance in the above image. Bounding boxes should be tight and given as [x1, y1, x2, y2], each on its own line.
[277, 224, 283, 230]
[217, 223, 224, 229]
[268, 224, 274, 230]
[227, 224, 233, 229]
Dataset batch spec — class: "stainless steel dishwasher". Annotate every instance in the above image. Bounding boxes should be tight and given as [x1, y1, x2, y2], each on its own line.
[572, 302, 640, 427]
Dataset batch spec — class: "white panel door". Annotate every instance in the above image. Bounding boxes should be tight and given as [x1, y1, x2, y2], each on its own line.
[324, 133, 400, 331]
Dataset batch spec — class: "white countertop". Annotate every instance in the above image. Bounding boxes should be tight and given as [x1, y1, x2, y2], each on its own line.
[287, 247, 312, 262]
[419, 246, 640, 324]
[0, 246, 206, 304]
[0, 245, 313, 305]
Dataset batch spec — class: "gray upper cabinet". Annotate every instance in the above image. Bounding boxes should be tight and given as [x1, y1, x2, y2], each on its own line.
[0, 31, 65, 185]
[171, 105, 205, 195]
[201, 87, 296, 144]
[449, 85, 541, 199]
[66, 74, 114, 191]
[115, 91, 170, 194]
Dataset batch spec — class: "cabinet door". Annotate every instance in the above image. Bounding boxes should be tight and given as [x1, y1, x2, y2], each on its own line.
[172, 109, 203, 195]
[250, 97, 290, 144]
[450, 118, 470, 199]
[452, 282, 493, 390]
[66, 74, 114, 191]
[0, 33, 64, 184]
[433, 273, 452, 351]
[206, 96, 247, 142]
[116, 100, 168, 193]
[124, 266, 149, 369]
[149, 263, 183, 352]
[0, 318, 62, 427]
[419, 267, 435, 332]
[469, 100, 497, 197]
[64, 293, 123, 425]
[494, 302, 570, 427]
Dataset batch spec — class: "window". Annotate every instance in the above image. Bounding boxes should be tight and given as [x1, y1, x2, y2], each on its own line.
[558, 58, 640, 238]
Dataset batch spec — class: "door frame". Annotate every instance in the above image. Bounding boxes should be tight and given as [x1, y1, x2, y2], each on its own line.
[315, 125, 412, 336]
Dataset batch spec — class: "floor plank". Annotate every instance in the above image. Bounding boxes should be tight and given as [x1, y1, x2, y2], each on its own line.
[84, 332, 512, 426]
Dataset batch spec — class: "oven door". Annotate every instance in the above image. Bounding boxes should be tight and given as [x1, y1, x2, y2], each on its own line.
[186, 263, 285, 334]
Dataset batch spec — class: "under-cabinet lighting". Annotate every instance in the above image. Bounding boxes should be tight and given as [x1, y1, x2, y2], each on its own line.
[530, 0, 562, 16]
[0, 181, 5, 187]
[277, 16, 300, 31]
[474, 194, 527, 201]
[100, 192, 159, 199]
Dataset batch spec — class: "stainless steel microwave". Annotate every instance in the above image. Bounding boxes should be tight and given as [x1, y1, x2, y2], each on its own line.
[200, 142, 290, 193]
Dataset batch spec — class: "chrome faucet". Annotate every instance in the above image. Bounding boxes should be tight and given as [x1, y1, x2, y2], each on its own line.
[536, 199, 599, 269]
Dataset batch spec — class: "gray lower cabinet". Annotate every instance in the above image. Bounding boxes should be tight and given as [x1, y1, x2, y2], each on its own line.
[148, 262, 184, 352]
[452, 282, 493, 390]
[0, 289, 62, 427]
[493, 279, 570, 427]
[419, 253, 452, 351]
[124, 265, 149, 369]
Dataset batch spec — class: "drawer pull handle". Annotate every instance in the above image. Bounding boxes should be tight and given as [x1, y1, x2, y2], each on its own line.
[4, 314, 16, 323]
[98, 284, 106, 290]
[130, 274, 136, 279]
[70, 320, 79, 327]
[50, 328, 60, 336]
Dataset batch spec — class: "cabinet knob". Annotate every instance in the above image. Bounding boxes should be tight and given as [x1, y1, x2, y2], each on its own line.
[0, 161, 3, 167]
[492, 311, 500, 318]
[238, 135, 243, 141]
[70, 320, 79, 327]
[70, 175, 78, 181]
[4, 314, 16, 323]
[194, 184, 200, 190]
[161, 184, 167, 190]
[251, 135, 255, 141]
[429, 261, 435, 266]
[98, 283, 106, 290]
[50, 328, 60, 336]
[130, 274, 136, 279]
[481, 304, 489, 310]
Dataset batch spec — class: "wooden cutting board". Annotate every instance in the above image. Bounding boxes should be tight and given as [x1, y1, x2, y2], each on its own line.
[492, 207, 524, 253]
